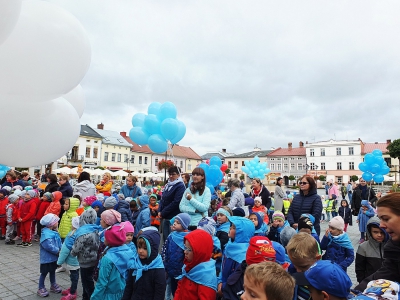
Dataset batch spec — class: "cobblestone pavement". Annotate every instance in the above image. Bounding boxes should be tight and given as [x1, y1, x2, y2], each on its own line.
[0, 213, 362, 299]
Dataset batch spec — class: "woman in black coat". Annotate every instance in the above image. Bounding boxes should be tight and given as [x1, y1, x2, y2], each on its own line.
[249, 178, 271, 209]
[44, 174, 59, 193]
[287, 175, 322, 236]
[352, 179, 377, 213]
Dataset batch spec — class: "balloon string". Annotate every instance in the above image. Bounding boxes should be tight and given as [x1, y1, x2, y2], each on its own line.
[167, 143, 180, 176]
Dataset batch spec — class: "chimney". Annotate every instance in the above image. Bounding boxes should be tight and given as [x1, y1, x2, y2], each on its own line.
[387, 139, 391, 144]
[120, 132, 127, 137]
[299, 141, 304, 148]
[97, 123, 104, 130]
[222, 148, 226, 153]
[288, 142, 292, 150]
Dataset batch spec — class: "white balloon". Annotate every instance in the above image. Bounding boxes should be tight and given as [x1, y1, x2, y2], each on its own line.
[0, 1, 91, 98]
[0, 0, 22, 46]
[63, 85, 86, 118]
[0, 98, 80, 167]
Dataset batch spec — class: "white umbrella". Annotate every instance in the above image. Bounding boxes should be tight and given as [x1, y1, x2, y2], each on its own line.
[81, 168, 94, 175]
[131, 171, 141, 176]
[70, 167, 79, 174]
[52, 167, 71, 174]
[143, 172, 156, 177]
[112, 170, 128, 177]
[92, 168, 105, 176]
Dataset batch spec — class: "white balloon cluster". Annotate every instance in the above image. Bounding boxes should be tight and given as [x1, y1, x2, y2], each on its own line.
[0, 1, 91, 167]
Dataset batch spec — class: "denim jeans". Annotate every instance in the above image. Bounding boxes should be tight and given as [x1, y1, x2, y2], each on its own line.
[162, 219, 171, 243]
[69, 269, 79, 294]
[348, 192, 353, 205]
[80, 266, 95, 300]
[39, 270, 56, 289]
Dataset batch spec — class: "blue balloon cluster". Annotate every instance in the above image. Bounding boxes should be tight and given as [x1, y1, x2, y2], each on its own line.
[0, 165, 10, 178]
[129, 102, 186, 153]
[198, 156, 224, 191]
[241, 156, 271, 180]
[358, 149, 390, 183]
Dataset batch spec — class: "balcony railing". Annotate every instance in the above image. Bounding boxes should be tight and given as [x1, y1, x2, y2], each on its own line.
[70, 155, 84, 162]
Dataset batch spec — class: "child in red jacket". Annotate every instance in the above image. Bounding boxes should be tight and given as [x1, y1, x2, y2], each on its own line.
[35, 192, 52, 240]
[17, 190, 38, 247]
[0, 189, 10, 239]
[174, 229, 217, 300]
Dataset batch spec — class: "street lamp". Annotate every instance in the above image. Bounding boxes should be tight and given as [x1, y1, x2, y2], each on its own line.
[304, 164, 310, 175]
[314, 165, 319, 180]
[65, 152, 72, 166]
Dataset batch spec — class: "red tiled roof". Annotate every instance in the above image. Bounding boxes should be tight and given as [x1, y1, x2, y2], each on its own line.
[168, 145, 202, 160]
[121, 133, 153, 154]
[267, 147, 306, 156]
[362, 143, 389, 154]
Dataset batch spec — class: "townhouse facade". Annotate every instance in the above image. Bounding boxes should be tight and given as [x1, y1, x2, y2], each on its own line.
[120, 131, 153, 173]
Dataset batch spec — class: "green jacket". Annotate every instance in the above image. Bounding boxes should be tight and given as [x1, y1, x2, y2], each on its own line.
[58, 197, 80, 238]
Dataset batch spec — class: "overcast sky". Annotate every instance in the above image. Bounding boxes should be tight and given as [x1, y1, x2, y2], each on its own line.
[51, 0, 400, 156]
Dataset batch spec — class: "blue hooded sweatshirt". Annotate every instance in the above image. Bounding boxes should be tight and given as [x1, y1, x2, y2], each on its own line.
[134, 195, 150, 237]
[218, 217, 254, 287]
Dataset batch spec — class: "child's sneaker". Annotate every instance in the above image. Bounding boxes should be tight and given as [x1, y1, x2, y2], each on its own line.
[56, 266, 66, 273]
[61, 292, 77, 300]
[23, 242, 32, 247]
[16, 242, 26, 247]
[50, 283, 62, 293]
[61, 288, 70, 296]
[5, 240, 15, 245]
[37, 288, 49, 297]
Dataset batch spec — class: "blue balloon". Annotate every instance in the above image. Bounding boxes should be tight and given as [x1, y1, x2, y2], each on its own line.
[372, 149, 383, 156]
[362, 172, 373, 181]
[373, 174, 384, 183]
[131, 113, 146, 127]
[241, 166, 249, 173]
[0, 165, 10, 171]
[169, 120, 186, 144]
[206, 182, 215, 193]
[0, 170, 5, 178]
[147, 134, 168, 153]
[148, 102, 162, 115]
[254, 156, 260, 163]
[160, 118, 179, 141]
[364, 153, 374, 164]
[220, 186, 225, 192]
[198, 163, 209, 175]
[373, 156, 384, 165]
[144, 114, 161, 135]
[129, 127, 149, 145]
[209, 156, 222, 168]
[208, 165, 222, 186]
[158, 102, 177, 121]
[378, 165, 390, 175]
[370, 164, 381, 174]
[358, 162, 368, 172]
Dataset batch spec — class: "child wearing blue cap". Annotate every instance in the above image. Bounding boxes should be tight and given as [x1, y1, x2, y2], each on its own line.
[292, 260, 352, 300]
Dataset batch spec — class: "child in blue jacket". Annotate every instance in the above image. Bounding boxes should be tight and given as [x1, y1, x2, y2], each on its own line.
[217, 216, 254, 297]
[57, 216, 80, 300]
[357, 199, 375, 243]
[134, 195, 150, 238]
[320, 216, 354, 272]
[37, 214, 62, 297]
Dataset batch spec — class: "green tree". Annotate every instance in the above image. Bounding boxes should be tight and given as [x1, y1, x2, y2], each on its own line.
[350, 175, 359, 182]
[225, 169, 230, 175]
[387, 138, 400, 166]
[239, 174, 245, 180]
[288, 175, 295, 181]
[319, 175, 326, 181]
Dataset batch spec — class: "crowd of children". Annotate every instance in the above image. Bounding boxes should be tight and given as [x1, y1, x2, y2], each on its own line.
[0, 172, 394, 300]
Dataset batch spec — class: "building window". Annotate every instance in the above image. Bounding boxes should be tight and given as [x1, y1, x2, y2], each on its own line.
[131, 155, 135, 164]
[139, 156, 142, 164]
[85, 147, 90, 158]
[270, 163, 275, 171]
[337, 162, 342, 170]
[321, 148, 325, 156]
[93, 148, 98, 159]
[124, 154, 128, 162]
[337, 176, 343, 184]
[298, 163, 303, 170]
[111, 153, 116, 162]
[155, 158, 158, 166]
[277, 164, 281, 171]
[228, 161, 231, 168]
[384, 157, 391, 167]
[291, 157, 295, 160]
[284, 163, 288, 170]
[180, 161, 183, 168]
[188, 164, 192, 170]
[86, 140, 90, 143]
[234, 161, 238, 169]
[349, 147, 354, 155]
[241, 161, 245, 166]
[336, 147, 341, 156]
[310, 163, 316, 170]
[117, 154, 121, 162]
[321, 163, 326, 170]
[349, 162, 354, 170]
[277, 158, 282, 161]
[270, 158, 275, 161]
[291, 163, 295, 170]
[310, 149, 315, 157]
[94, 141, 98, 143]
[283, 158, 288, 160]
[104, 152, 109, 161]
[145, 157, 148, 165]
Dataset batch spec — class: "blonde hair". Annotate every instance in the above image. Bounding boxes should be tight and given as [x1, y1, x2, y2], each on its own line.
[60, 174, 69, 181]
[103, 172, 111, 181]
[286, 232, 319, 260]
[245, 262, 295, 300]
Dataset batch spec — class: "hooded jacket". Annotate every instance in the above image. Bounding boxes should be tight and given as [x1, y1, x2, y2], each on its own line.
[251, 212, 268, 236]
[219, 217, 254, 288]
[71, 208, 100, 267]
[357, 200, 375, 233]
[122, 230, 166, 300]
[352, 185, 377, 212]
[320, 232, 354, 271]
[287, 188, 322, 235]
[58, 197, 80, 238]
[338, 200, 352, 224]
[73, 180, 96, 200]
[18, 197, 37, 222]
[36, 199, 51, 224]
[355, 217, 389, 282]
[117, 200, 133, 223]
[120, 184, 142, 199]
[134, 196, 150, 237]
[44, 191, 62, 216]
[162, 230, 189, 278]
[58, 181, 73, 198]
[158, 178, 186, 220]
[179, 186, 212, 226]
[174, 230, 217, 300]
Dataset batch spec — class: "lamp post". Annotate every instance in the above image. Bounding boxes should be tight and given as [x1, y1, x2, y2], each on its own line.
[314, 165, 319, 180]
[304, 164, 310, 175]
[65, 152, 72, 166]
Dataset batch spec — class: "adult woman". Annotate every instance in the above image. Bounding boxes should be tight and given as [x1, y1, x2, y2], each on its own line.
[1, 170, 25, 189]
[287, 176, 322, 236]
[120, 176, 142, 199]
[20, 171, 32, 186]
[73, 171, 96, 200]
[44, 174, 59, 193]
[355, 193, 400, 291]
[274, 177, 286, 212]
[352, 179, 377, 213]
[250, 178, 271, 209]
[158, 166, 186, 242]
[58, 174, 73, 198]
[179, 167, 211, 229]
[226, 178, 244, 210]
[95, 172, 113, 196]
[181, 173, 190, 188]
